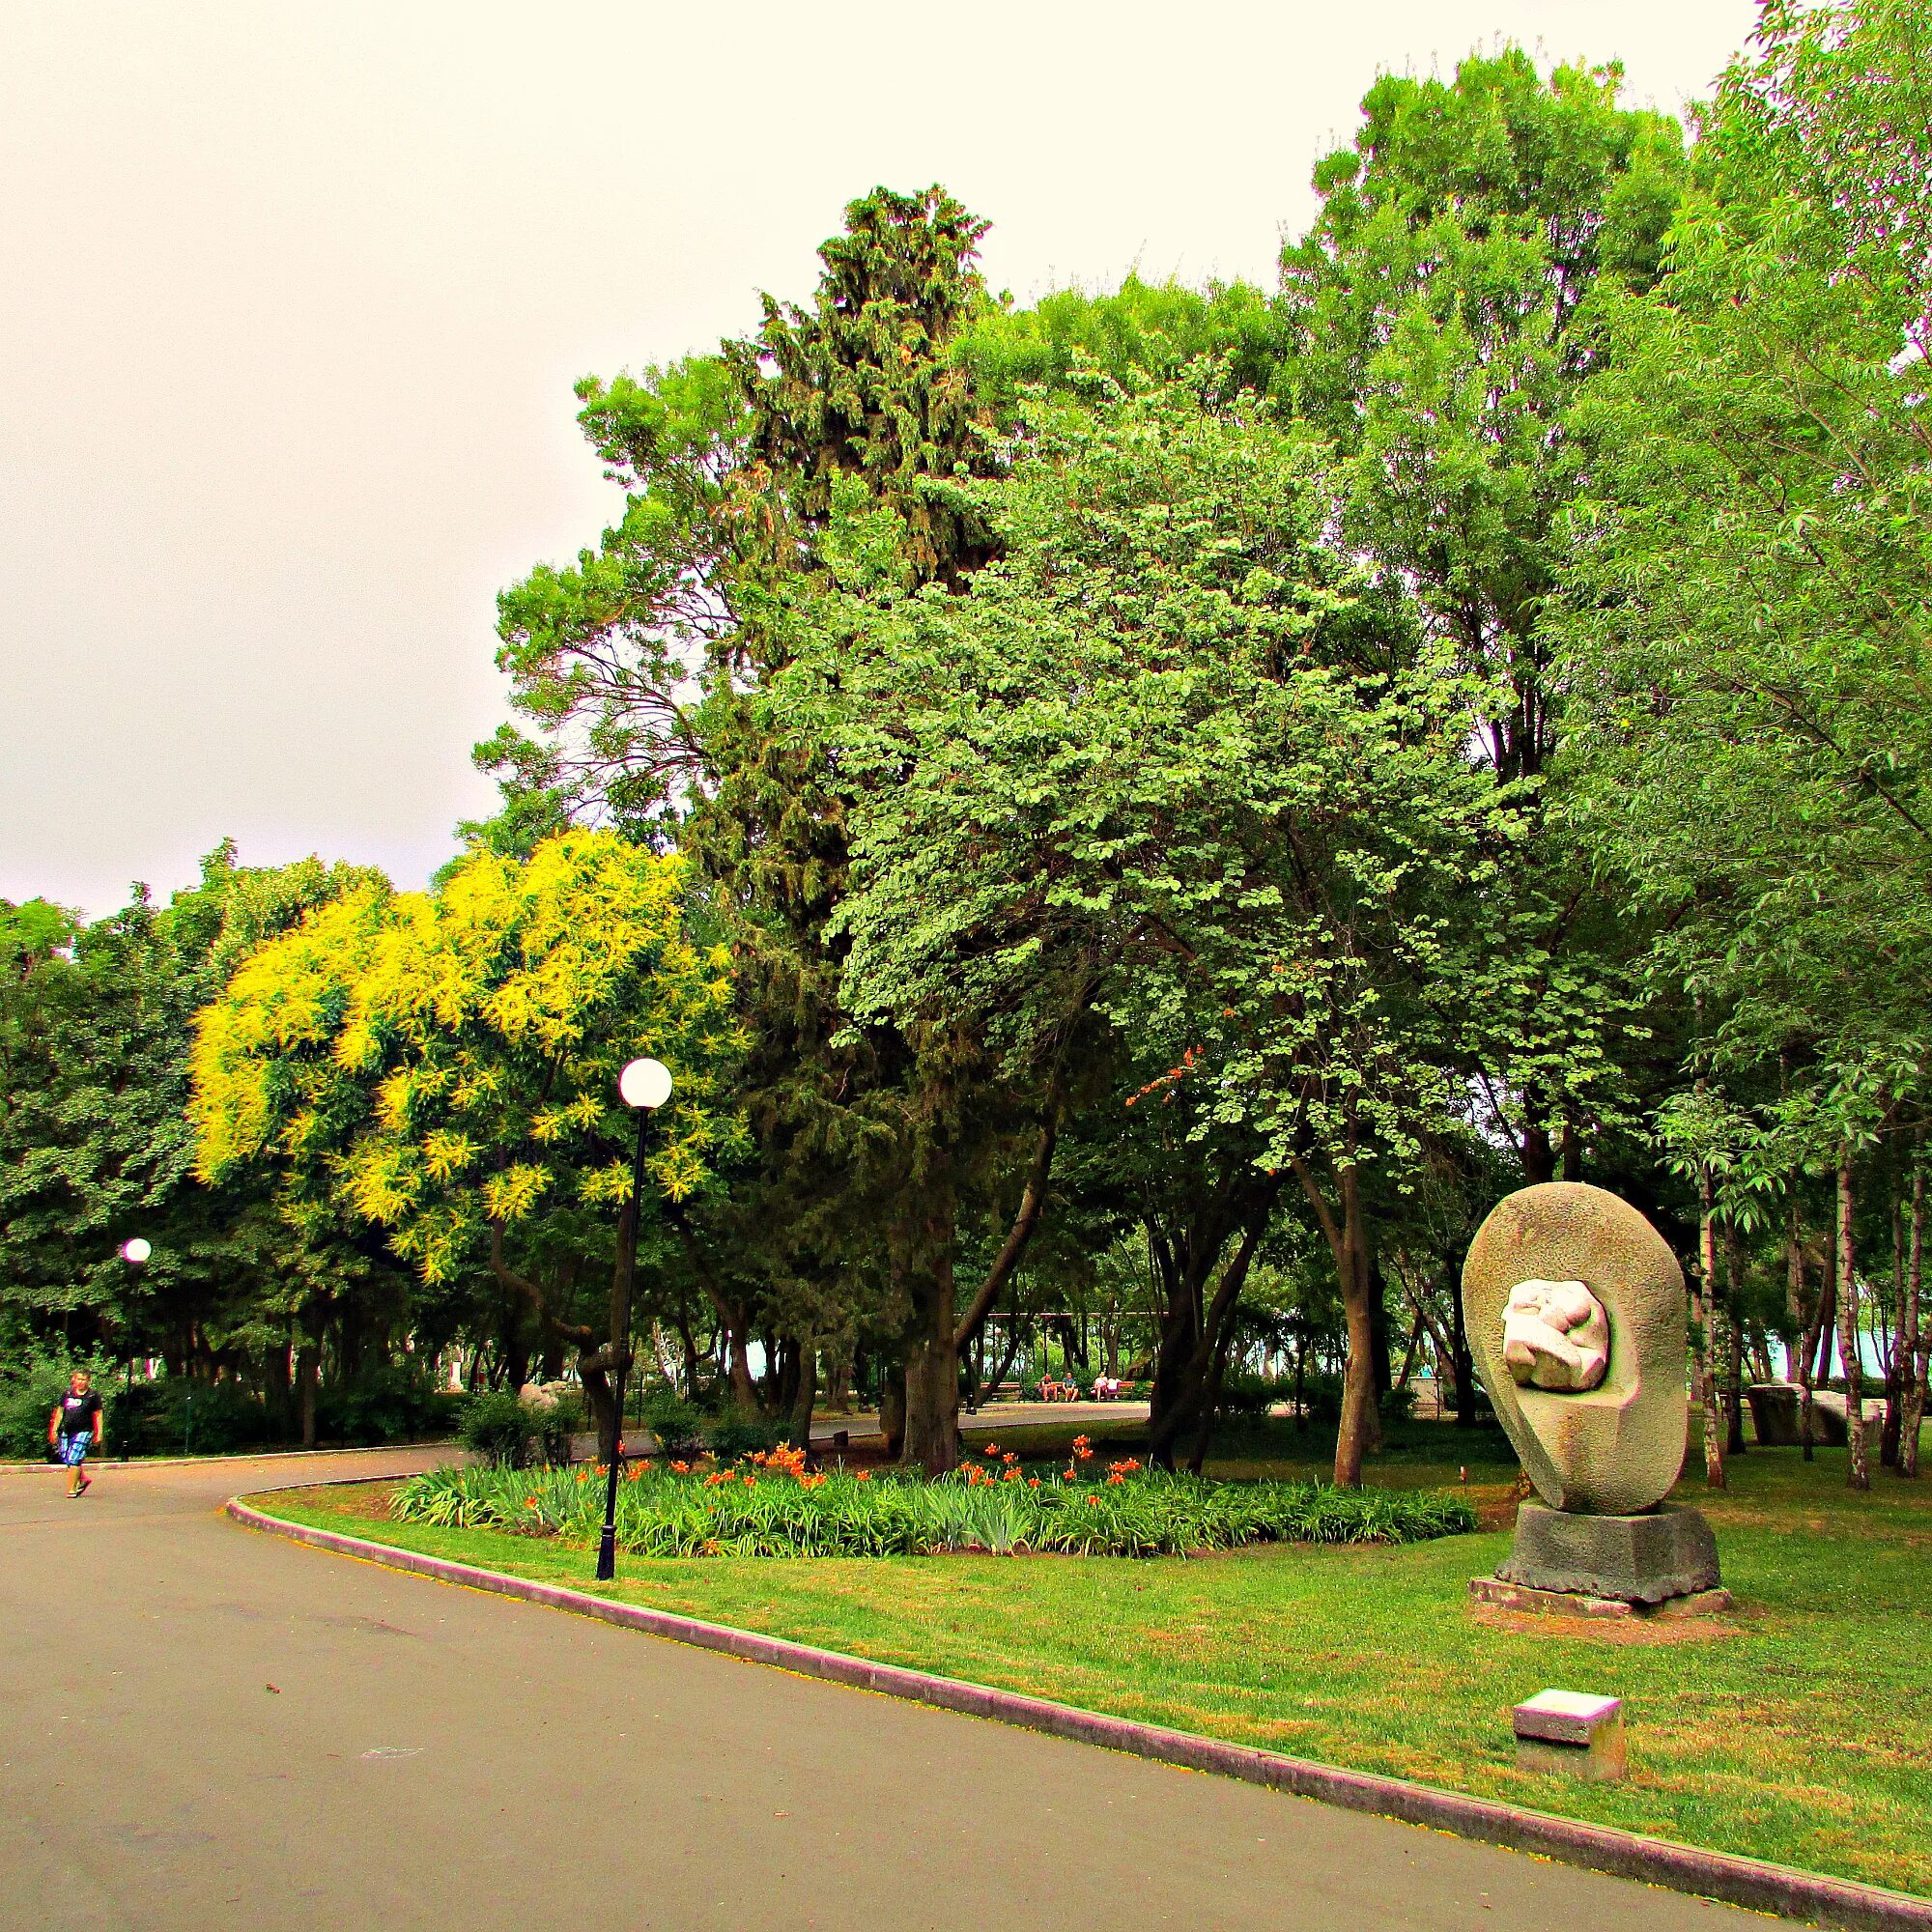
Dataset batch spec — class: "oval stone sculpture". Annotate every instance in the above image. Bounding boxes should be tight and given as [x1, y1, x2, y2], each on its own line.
[1463, 1182, 1686, 1516]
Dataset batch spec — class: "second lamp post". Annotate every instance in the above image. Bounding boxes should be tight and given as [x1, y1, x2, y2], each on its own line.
[596, 1056, 673, 1583]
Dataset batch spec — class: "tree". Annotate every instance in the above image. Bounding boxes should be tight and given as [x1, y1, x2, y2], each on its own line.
[485, 185, 1071, 1470]
[188, 832, 746, 1457]
[1553, 0, 1932, 1485]
[782, 377, 1535, 1483]
[1279, 49, 1687, 1182]
[0, 848, 389, 1427]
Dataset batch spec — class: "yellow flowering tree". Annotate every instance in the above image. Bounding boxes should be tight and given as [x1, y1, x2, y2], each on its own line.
[189, 832, 747, 1444]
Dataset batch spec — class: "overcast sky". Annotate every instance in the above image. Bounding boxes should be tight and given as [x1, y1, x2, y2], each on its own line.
[2, 0, 1757, 917]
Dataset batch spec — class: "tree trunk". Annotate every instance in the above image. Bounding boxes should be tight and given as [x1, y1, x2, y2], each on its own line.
[1331, 1165, 1378, 1489]
[579, 1359, 615, 1462]
[1449, 1266, 1476, 1429]
[297, 1344, 319, 1451]
[1696, 1167, 1725, 1489]
[786, 1337, 817, 1450]
[1836, 1157, 1869, 1491]
[900, 1317, 958, 1476]
[1724, 1219, 1747, 1455]
[1881, 1193, 1905, 1467]
[1520, 1099, 1554, 1186]
[1786, 1204, 1817, 1462]
[985, 1319, 1026, 1405]
[1149, 1202, 1273, 1472]
[900, 1183, 961, 1474]
[877, 1364, 905, 1461]
[1804, 1220, 1838, 1463]
[1293, 1154, 1377, 1490]
[503, 1333, 531, 1396]
[1368, 1264, 1394, 1409]
[1901, 1166, 1924, 1479]
[264, 1343, 293, 1440]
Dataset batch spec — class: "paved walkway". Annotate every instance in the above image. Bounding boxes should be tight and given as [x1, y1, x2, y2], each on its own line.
[1, 1453, 1755, 1932]
[832, 1400, 1154, 1440]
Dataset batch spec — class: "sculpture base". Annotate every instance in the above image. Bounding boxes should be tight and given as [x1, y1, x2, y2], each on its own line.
[1470, 1577, 1732, 1620]
[1491, 1502, 1721, 1605]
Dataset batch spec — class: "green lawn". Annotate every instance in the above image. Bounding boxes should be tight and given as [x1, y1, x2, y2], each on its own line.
[256, 1431, 1931, 1897]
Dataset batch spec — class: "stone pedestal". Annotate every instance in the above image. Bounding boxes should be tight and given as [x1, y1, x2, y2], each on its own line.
[1469, 1501, 1729, 1619]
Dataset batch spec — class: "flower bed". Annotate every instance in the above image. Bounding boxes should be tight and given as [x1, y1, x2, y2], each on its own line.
[393, 1438, 1477, 1559]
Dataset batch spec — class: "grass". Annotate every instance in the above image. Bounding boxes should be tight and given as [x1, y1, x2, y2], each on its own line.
[256, 1428, 1932, 1896]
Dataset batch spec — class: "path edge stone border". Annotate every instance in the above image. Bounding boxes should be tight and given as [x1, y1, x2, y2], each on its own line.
[227, 1495, 1927, 1932]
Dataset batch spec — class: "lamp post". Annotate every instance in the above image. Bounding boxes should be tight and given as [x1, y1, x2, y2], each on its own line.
[597, 1057, 672, 1583]
[120, 1239, 150, 1461]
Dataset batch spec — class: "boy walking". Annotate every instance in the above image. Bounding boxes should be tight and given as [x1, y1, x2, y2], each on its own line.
[49, 1370, 104, 1497]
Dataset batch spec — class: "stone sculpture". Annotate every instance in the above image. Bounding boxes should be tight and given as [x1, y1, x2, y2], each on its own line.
[1463, 1181, 1728, 1618]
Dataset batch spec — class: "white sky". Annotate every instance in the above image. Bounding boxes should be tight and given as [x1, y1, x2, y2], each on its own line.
[1, 0, 1757, 917]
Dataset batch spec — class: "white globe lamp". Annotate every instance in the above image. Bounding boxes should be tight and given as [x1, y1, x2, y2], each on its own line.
[618, 1058, 673, 1111]
[122, 1237, 152, 1265]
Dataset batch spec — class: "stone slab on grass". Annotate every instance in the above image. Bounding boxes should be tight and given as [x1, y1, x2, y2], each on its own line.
[1515, 1689, 1628, 1782]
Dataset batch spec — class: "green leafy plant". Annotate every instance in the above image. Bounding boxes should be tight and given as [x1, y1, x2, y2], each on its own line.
[455, 1389, 579, 1468]
[393, 1449, 1475, 1559]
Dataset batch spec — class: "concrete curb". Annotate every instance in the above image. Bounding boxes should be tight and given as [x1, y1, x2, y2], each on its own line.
[226, 1496, 1929, 1932]
[1, 1441, 454, 1477]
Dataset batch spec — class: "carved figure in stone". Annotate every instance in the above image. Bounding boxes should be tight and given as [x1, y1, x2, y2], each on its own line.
[1502, 1279, 1609, 1393]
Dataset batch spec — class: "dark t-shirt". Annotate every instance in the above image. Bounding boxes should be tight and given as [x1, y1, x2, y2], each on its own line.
[58, 1391, 101, 1438]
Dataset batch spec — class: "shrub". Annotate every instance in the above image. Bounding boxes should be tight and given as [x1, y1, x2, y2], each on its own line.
[318, 1367, 464, 1447]
[1217, 1372, 1284, 1416]
[639, 1385, 705, 1458]
[120, 1378, 277, 1456]
[0, 1350, 114, 1460]
[701, 1414, 788, 1461]
[456, 1388, 579, 1468]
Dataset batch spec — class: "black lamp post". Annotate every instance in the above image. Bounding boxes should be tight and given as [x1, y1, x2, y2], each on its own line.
[120, 1238, 150, 1462]
[596, 1057, 672, 1583]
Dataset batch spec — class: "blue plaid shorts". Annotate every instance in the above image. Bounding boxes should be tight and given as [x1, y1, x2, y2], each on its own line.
[58, 1430, 93, 1467]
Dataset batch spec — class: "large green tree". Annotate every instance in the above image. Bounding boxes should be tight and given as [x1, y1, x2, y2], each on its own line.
[1279, 49, 1687, 1183]
[189, 832, 746, 1460]
[485, 186, 1077, 1469]
[782, 378, 1536, 1482]
[0, 848, 391, 1424]
[1553, 0, 1932, 1486]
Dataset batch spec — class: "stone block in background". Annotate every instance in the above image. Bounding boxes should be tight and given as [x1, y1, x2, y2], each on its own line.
[1514, 1689, 1627, 1781]
[1746, 1382, 1804, 1446]
[1809, 1389, 1884, 1456]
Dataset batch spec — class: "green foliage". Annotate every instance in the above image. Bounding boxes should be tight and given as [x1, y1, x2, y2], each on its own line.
[0, 1348, 113, 1460]
[314, 1368, 464, 1449]
[959, 274, 1288, 416]
[1281, 48, 1689, 1169]
[0, 845, 390, 1361]
[110, 1377, 276, 1457]
[638, 1383, 706, 1457]
[1554, 0, 1932, 1157]
[724, 184, 996, 591]
[455, 1389, 580, 1468]
[792, 375, 1537, 1187]
[189, 831, 745, 1285]
[699, 1413, 789, 1462]
[392, 1459, 1476, 1558]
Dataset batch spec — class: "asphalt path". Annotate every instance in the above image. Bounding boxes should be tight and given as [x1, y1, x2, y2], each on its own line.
[1, 1452, 1757, 1932]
